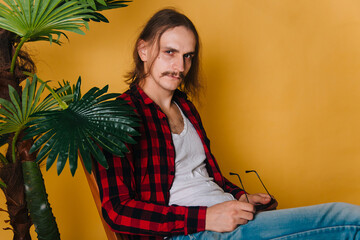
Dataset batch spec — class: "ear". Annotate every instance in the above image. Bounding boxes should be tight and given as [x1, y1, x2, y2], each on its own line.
[137, 40, 148, 62]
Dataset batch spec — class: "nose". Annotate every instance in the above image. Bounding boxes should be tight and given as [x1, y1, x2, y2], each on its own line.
[172, 56, 185, 72]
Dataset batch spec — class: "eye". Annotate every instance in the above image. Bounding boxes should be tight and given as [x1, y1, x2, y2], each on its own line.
[184, 54, 193, 60]
[165, 50, 174, 55]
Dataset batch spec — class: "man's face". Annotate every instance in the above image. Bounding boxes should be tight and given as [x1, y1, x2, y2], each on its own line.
[140, 26, 196, 93]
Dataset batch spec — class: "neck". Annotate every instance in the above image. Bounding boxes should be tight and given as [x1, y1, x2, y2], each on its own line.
[139, 79, 175, 112]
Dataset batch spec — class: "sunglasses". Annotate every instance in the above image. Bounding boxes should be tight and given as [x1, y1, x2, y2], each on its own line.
[230, 170, 275, 211]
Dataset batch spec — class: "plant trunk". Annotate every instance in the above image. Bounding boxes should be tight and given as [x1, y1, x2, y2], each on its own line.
[0, 29, 21, 96]
[0, 160, 32, 240]
[0, 28, 32, 240]
[22, 161, 60, 240]
[19, 134, 60, 240]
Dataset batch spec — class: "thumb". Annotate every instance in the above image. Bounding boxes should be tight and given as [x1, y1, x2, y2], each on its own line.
[249, 193, 271, 204]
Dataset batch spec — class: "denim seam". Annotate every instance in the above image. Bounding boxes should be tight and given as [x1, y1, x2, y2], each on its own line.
[270, 225, 360, 240]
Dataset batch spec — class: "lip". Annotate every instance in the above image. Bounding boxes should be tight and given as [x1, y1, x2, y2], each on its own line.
[167, 75, 181, 80]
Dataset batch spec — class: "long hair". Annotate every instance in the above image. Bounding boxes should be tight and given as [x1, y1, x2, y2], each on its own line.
[126, 8, 201, 99]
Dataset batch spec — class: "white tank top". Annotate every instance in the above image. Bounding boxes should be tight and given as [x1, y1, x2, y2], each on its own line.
[168, 104, 235, 207]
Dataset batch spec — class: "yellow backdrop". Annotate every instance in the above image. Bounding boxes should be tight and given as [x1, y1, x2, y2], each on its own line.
[1, 0, 360, 239]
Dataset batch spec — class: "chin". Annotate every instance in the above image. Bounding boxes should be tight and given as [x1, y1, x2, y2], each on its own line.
[162, 80, 182, 91]
[162, 85, 179, 92]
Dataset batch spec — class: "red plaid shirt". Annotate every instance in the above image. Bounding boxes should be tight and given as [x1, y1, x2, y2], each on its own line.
[95, 85, 245, 240]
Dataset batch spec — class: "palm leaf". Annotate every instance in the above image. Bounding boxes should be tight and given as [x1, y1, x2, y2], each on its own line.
[0, 75, 68, 137]
[0, 177, 6, 188]
[55, 80, 75, 104]
[0, 0, 94, 44]
[0, 133, 10, 147]
[0, 75, 72, 164]
[94, 0, 131, 10]
[77, 0, 131, 22]
[26, 78, 140, 175]
[0, 152, 8, 165]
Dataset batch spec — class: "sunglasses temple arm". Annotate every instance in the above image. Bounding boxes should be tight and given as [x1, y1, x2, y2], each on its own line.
[229, 172, 249, 203]
[246, 170, 272, 199]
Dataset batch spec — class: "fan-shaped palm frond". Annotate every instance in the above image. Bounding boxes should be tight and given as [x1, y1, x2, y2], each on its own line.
[77, 0, 130, 10]
[0, 0, 93, 43]
[54, 79, 76, 105]
[25, 77, 140, 176]
[79, 0, 131, 22]
[0, 0, 95, 73]
[0, 75, 72, 162]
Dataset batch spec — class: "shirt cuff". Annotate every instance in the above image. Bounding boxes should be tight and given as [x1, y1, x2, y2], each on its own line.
[184, 206, 207, 235]
[235, 190, 247, 200]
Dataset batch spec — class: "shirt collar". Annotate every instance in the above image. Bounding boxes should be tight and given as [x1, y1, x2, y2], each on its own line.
[130, 84, 154, 105]
[131, 84, 188, 106]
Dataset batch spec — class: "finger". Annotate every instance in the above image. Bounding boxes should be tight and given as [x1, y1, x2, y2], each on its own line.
[257, 198, 278, 212]
[234, 211, 253, 226]
[255, 193, 269, 198]
[257, 193, 272, 204]
[239, 211, 254, 221]
[237, 219, 249, 226]
[237, 201, 256, 213]
[249, 193, 271, 205]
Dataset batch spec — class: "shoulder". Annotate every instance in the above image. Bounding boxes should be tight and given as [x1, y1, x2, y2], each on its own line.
[118, 86, 141, 109]
[174, 89, 188, 100]
[174, 89, 201, 120]
[174, 89, 192, 107]
[119, 88, 133, 102]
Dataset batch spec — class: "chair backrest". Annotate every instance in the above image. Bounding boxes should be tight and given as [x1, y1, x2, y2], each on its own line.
[81, 161, 127, 240]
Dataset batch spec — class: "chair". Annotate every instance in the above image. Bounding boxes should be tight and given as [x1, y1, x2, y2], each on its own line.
[81, 161, 128, 240]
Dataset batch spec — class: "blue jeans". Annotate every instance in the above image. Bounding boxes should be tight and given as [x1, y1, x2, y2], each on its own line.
[171, 202, 360, 240]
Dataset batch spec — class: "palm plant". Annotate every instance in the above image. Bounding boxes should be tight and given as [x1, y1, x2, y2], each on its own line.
[0, 0, 136, 239]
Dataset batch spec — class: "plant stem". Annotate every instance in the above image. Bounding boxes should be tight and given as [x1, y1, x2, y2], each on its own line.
[10, 37, 28, 74]
[38, 78, 69, 110]
[23, 72, 68, 110]
[0, 153, 8, 164]
[0, 180, 6, 188]
[11, 129, 22, 163]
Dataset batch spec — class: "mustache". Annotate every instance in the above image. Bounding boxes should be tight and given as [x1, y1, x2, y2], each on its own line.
[160, 71, 185, 80]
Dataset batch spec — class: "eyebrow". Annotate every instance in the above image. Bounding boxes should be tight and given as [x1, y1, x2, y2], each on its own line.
[163, 46, 195, 56]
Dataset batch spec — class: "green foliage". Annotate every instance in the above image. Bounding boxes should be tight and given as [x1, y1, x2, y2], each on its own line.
[0, 133, 9, 147]
[0, 75, 72, 162]
[25, 77, 140, 176]
[55, 79, 77, 105]
[77, 0, 131, 11]
[79, 0, 131, 22]
[0, 139, 7, 186]
[0, 0, 94, 44]
[0, 0, 133, 238]
[0, 134, 9, 165]
[0, 178, 6, 188]
[0, 75, 71, 136]
[23, 161, 60, 240]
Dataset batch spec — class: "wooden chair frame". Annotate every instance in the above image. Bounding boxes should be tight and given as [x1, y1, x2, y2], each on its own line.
[81, 161, 127, 240]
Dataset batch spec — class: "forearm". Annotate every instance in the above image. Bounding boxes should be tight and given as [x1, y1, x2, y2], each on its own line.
[102, 198, 206, 236]
[222, 177, 246, 199]
[95, 152, 207, 237]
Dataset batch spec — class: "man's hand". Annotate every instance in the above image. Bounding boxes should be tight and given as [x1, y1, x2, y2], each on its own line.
[239, 193, 278, 212]
[205, 200, 255, 232]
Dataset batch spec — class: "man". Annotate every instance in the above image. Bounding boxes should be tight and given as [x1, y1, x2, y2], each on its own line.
[95, 8, 360, 240]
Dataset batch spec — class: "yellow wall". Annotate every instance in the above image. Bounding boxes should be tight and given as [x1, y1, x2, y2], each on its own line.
[1, 0, 360, 239]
